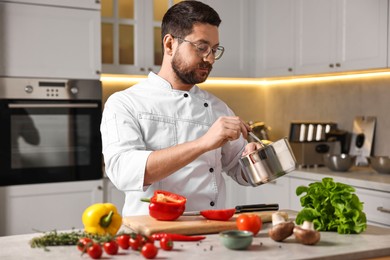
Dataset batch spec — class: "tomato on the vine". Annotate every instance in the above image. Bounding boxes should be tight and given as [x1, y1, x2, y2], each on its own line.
[116, 234, 130, 249]
[141, 242, 158, 259]
[103, 240, 119, 255]
[77, 237, 92, 252]
[86, 243, 103, 259]
[160, 237, 173, 251]
[129, 234, 143, 250]
[236, 214, 262, 236]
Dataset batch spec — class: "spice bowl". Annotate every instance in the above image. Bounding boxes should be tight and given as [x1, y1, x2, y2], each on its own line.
[219, 230, 253, 250]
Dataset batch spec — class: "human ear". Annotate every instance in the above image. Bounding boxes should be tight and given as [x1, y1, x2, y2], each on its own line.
[162, 34, 175, 56]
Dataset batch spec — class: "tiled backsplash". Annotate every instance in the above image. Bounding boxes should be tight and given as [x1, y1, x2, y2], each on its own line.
[102, 74, 390, 156]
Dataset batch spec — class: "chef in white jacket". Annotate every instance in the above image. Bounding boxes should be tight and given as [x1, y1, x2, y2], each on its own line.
[100, 1, 260, 216]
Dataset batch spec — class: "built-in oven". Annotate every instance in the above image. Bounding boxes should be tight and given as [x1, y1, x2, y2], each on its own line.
[0, 77, 102, 186]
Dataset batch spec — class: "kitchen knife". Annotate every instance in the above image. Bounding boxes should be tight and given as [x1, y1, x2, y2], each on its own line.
[182, 203, 279, 216]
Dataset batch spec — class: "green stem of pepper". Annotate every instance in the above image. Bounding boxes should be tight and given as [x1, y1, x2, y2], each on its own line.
[99, 210, 113, 228]
[140, 198, 151, 203]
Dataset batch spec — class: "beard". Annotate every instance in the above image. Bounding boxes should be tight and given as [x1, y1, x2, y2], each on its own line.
[171, 51, 213, 85]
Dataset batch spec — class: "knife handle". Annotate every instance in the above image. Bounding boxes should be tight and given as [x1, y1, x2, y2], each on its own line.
[235, 203, 279, 212]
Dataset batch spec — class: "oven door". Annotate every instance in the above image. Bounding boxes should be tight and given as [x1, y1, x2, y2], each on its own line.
[0, 100, 102, 186]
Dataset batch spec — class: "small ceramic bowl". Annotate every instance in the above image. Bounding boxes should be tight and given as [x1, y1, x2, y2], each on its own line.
[219, 230, 253, 250]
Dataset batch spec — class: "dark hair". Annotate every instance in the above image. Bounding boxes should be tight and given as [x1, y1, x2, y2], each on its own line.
[161, 0, 221, 42]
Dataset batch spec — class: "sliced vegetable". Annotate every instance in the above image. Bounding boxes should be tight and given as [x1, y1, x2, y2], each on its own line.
[82, 203, 122, 236]
[151, 233, 205, 241]
[200, 208, 236, 221]
[141, 190, 187, 221]
[295, 177, 367, 234]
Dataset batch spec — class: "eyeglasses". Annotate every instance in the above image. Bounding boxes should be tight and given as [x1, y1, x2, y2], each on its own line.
[173, 36, 225, 60]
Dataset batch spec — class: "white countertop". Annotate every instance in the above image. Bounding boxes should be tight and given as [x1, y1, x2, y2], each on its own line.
[1, 219, 390, 260]
[290, 166, 390, 192]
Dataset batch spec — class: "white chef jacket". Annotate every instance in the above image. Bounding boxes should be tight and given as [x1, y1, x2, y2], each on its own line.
[101, 72, 250, 217]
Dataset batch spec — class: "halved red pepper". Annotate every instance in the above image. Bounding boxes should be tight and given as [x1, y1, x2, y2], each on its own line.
[142, 190, 187, 221]
[151, 233, 205, 241]
[200, 208, 236, 221]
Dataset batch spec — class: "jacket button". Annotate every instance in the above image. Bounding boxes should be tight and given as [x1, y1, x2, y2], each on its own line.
[209, 168, 214, 173]
[204, 103, 208, 107]
[184, 93, 189, 98]
[210, 201, 215, 207]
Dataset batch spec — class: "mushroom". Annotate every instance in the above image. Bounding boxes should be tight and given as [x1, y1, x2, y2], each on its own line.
[268, 212, 295, 242]
[293, 221, 321, 245]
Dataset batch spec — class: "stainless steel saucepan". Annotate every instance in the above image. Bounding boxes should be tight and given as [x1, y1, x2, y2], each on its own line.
[240, 137, 297, 187]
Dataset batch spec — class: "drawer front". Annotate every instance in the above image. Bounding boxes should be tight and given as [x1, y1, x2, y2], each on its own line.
[354, 187, 390, 227]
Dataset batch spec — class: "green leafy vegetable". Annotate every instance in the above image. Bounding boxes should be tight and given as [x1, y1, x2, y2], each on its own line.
[295, 177, 367, 234]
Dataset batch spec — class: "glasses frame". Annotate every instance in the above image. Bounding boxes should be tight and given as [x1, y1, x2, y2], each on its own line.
[172, 36, 225, 60]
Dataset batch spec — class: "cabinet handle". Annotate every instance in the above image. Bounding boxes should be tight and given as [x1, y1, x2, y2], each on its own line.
[148, 68, 153, 72]
[377, 206, 390, 214]
[329, 64, 334, 68]
[140, 68, 145, 72]
[335, 63, 341, 67]
[288, 68, 293, 72]
[96, 70, 101, 75]
[97, 186, 103, 190]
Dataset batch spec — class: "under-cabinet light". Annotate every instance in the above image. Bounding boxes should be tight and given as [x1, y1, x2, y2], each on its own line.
[101, 70, 390, 87]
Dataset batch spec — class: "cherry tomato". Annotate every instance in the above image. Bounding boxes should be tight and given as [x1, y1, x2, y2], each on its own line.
[141, 235, 154, 244]
[159, 237, 173, 251]
[77, 237, 92, 252]
[200, 208, 236, 221]
[86, 243, 103, 259]
[236, 214, 262, 236]
[103, 240, 119, 255]
[129, 234, 143, 251]
[141, 242, 158, 259]
[116, 234, 130, 249]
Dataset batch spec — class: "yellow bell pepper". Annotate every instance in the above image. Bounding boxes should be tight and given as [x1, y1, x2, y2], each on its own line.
[82, 203, 122, 236]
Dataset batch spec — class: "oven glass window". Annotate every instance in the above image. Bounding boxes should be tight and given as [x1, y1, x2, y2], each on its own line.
[11, 113, 91, 169]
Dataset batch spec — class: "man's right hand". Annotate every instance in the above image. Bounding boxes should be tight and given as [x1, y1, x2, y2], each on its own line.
[199, 116, 250, 151]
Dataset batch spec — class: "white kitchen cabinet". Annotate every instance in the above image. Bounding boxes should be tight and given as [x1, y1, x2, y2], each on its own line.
[202, 0, 252, 77]
[103, 177, 125, 213]
[254, 0, 388, 77]
[0, 1, 101, 79]
[0, 180, 104, 236]
[295, 0, 388, 75]
[254, 0, 296, 77]
[354, 187, 390, 228]
[101, 0, 178, 75]
[245, 177, 291, 210]
[101, 0, 252, 77]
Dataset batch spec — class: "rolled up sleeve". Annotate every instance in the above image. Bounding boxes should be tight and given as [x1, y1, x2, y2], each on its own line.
[100, 94, 152, 191]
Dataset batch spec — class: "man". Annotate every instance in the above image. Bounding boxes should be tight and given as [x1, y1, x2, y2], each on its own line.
[101, 0, 259, 216]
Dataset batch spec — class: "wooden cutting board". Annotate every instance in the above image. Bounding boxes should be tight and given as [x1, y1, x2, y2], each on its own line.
[122, 211, 288, 236]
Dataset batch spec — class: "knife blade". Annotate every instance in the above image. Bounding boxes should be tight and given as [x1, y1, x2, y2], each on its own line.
[182, 203, 279, 216]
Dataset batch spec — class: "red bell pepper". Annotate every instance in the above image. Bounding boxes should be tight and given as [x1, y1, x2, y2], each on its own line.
[151, 233, 205, 241]
[141, 190, 187, 221]
[200, 208, 236, 221]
